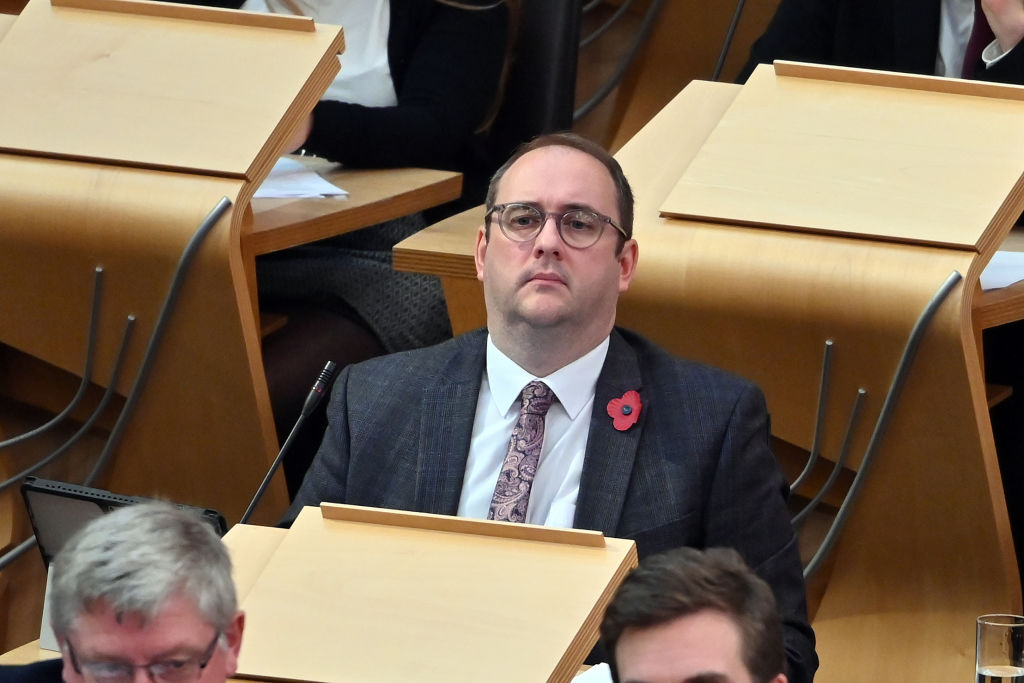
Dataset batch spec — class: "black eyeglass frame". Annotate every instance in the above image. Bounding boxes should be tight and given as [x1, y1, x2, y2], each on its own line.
[486, 202, 627, 248]
[65, 630, 221, 683]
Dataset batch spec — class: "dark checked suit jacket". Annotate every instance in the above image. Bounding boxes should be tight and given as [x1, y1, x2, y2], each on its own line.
[286, 327, 817, 682]
[0, 658, 63, 682]
[738, 0, 1024, 84]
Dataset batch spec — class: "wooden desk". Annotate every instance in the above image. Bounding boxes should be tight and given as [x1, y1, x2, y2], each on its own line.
[0, 13, 14, 39]
[396, 75, 1024, 682]
[0, 518, 617, 682]
[0, 162, 458, 650]
[248, 161, 461, 256]
[0, 0, 462, 652]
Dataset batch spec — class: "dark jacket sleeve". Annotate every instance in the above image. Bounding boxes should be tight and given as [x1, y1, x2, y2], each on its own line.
[704, 383, 818, 683]
[302, 1, 510, 171]
[736, 0, 840, 83]
[972, 43, 1024, 84]
[281, 364, 354, 526]
[0, 659, 65, 683]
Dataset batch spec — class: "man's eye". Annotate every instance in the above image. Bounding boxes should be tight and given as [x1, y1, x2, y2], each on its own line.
[563, 212, 598, 231]
[151, 658, 190, 673]
[506, 211, 541, 228]
[86, 663, 132, 681]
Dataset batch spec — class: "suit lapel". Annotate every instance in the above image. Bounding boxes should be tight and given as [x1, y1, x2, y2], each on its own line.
[573, 329, 645, 537]
[892, 0, 942, 73]
[414, 331, 487, 515]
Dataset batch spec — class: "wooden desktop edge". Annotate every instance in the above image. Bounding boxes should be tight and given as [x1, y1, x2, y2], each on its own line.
[395, 205, 1024, 332]
[320, 502, 609, 547]
[51, 0, 315, 31]
[247, 166, 462, 255]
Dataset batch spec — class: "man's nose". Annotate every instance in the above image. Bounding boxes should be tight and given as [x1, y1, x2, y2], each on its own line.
[533, 214, 564, 255]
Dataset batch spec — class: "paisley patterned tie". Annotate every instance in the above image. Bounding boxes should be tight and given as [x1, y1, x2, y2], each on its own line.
[487, 381, 556, 523]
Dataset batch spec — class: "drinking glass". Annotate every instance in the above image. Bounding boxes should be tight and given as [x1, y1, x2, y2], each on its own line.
[977, 614, 1024, 682]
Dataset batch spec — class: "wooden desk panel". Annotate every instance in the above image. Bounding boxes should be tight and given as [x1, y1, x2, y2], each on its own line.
[395, 77, 1023, 682]
[248, 164, 461, 255]
[0, 12, 15, 38]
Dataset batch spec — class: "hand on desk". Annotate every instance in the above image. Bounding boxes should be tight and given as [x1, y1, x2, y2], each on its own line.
[285, 113, 313, 154]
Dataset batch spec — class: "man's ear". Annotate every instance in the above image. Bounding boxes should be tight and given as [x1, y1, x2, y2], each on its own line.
[223, 611, 245, 676]
[617, 239, 639, 293]
[772, 673, 788, 683]
[474, 224, 488, 283]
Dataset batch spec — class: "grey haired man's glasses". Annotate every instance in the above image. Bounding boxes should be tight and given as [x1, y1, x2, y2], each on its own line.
[65, 631, 221, 683]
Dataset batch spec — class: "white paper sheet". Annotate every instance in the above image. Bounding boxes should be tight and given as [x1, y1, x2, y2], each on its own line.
[253, 157, 348, 199]
[981, 250, 1024, 291]
[574, 663, 613, 682]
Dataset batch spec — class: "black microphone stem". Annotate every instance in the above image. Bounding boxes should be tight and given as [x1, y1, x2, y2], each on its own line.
[240, 361, 337, 525]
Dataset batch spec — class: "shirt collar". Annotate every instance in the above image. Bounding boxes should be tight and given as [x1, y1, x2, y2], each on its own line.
[485, 334, 610, 420]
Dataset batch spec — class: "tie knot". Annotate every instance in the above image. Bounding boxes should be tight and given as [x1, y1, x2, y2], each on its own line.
[521, 380, 555, 415]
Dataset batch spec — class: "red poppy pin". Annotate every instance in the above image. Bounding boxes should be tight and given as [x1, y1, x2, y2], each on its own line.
[606, 390, 642, 431]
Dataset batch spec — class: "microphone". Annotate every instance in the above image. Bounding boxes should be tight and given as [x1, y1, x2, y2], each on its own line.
[240, 361, 338, 524]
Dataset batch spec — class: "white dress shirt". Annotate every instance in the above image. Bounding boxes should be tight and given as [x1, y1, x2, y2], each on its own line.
[456, 335, 610, 528]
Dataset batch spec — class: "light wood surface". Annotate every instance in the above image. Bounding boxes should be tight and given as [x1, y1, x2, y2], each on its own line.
[248, 162, 461, 255]
[222, 523, 287, 603]
[0, 0, 463, 654]
[660, 64, 1024, 252]
[2, 519, 615, 682]
[0, 12, 14, 38]
[0, 640, 61, 666]
[0, 0, 343, 180]
[53, 0, 314, 31]
[396, 72, 1024, 682]
[237, 506, 636, 683]
[321, 502, 606, 547]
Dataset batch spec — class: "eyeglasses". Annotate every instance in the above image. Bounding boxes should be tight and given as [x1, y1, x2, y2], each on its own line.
[486, 202, 626, 249]
[66, 631, 221, 683]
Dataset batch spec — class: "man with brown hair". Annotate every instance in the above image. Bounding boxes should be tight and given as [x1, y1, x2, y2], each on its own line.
[600, 546, 788, 683]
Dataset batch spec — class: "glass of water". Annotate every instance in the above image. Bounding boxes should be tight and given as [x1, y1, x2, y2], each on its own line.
[978, 614, 1024, 682]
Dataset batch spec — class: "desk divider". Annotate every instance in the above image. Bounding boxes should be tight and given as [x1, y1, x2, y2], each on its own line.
[660, 63, 1024, 252]
[0, 0, 343, 557]
[236, 505, 636, 683]
[51, 0, 315, 31]
[321, 502, 607, 547]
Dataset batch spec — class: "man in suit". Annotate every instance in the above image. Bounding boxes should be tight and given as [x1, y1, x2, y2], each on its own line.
[599, 547, 788, 683]
[0, 502, 244, 683]
[738, 0, 1024, 84]
[287, 132, 817, 682]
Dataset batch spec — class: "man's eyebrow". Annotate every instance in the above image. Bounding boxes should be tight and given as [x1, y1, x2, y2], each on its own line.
[621, 674, 731, 683]
[82, 644, 198, 663]
[504, 201, 601, 212]
[686, 674, 731, 683]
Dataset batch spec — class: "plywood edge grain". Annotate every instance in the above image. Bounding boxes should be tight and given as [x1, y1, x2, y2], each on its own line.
[248, 168, 461, 254]
[773, 60, 1024, 101]
[52, 0, 314, 31]
[320, 503, 607, 547]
